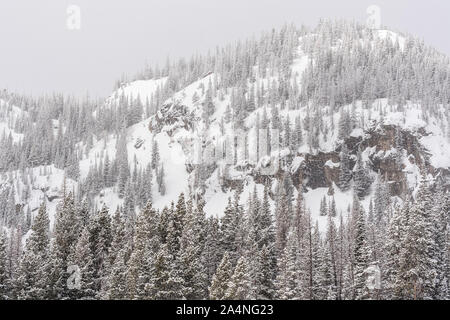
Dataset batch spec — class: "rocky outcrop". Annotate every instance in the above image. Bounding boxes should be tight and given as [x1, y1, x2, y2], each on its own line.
[149, 102, 199, 135]
[288, 124, 447, 197]
[290, 152, 340, 190]
[239, 124, 448, 198]
[152, 103, 449, 200]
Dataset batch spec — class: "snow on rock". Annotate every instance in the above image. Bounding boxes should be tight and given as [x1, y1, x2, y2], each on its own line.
[376, 29, 406, 50]
[325, 160, 340, 168]
[290, 156, 305, 173]
[0, 165, 77, 226]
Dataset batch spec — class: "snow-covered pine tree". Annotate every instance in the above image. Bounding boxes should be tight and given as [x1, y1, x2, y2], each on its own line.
[203, 216, 222, 284]
[338, 144, 352, 191]
[209, 252, 233, 300]
[88, 205, 112, 295]
[167, 193, 186, 259]
[224, 256, 252, 300]
[323, 213, 338, 299]
[275, 226, 302, 300]
[352, 195, 370, 300]
[400, 176, 439, 299]
[275, 178, 292, 255]
[16, 203, 51, 300]
[329, 197, 337, 217]
[179, 205, 208, 300]
[123, 180, 136, 221]
[117, 132, 130, 198]
[338, 108, 352, 140]
[309, 220, 323, 300]
[0, 232, 11, 299]
[158, 206, 170, 245]
[432, 192, 449, 299]
[68, 226, 96, 299]
[106, 246, 128, 300]
[353, 150, 373, 199]
[146, 243, 184, 300]
[384, 201, 408, 299]
[219, 197, 239, 263]
[157, 163, 166, 196]
[293, 115, 303, 148]
[126, 201, 159, 299]
[319, 196, 328, 216]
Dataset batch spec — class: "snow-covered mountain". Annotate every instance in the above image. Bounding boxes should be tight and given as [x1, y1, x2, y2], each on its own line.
[1, 23, 449, 232]
[1, 19, 449, 301]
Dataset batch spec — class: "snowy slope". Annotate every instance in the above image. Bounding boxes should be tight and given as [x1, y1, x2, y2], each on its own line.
[69, 32, 450, 226]
[0, 165, 77, 227]
[3, 29, 449, 233]
[107, 77, 167, 105]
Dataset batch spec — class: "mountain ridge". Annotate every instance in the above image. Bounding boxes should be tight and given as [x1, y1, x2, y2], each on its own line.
[0, 21, 449, 230]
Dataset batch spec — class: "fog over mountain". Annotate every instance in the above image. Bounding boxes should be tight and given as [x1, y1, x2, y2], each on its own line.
[0, 0, 449, 96]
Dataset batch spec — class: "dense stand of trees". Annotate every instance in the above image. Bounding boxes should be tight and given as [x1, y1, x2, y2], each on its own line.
[0, 175, 448, 300]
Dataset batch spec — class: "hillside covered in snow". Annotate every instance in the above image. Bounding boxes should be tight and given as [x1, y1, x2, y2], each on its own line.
[0, 20, 449, 300]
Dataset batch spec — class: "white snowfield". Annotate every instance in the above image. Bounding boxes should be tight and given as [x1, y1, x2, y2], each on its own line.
[104, 77, 168, 107]
[1, 30, 448, 233]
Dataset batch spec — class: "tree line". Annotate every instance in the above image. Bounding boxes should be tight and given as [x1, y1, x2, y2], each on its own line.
[0, 174, 448, 300]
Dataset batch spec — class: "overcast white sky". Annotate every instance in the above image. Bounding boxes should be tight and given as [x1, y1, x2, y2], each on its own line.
[0, 0, 449, 97]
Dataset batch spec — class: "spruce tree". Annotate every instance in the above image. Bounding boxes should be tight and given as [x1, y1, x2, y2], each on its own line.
[338, 144, 352, 191]
[151, 139, 160, 170]
[105, 246, 128, 300]
[275, 228, 301, 299]
[209, 252, 233, 300]
[167, 193, 186, 258]
[433, 193, 449, 299]
[401, 177, 439, 299]
[219, 197, 239, 263]
[88, 205, 112, 295]
[352, 196, 370, 300]
[225, 256, 252, 300]
[179, 206, 208, 299]
[0, 232, 11, 299]
[126, 201, 159, 299]
[353, 150, 373, 199]
[69, 226, 96, 299]
[147, 243, 184, 300]
[385, 202, 407, 299]
[203, 216, 222, 284]
[16, 203, 51, 300]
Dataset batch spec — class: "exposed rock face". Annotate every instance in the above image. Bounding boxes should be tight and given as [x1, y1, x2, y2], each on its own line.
[362, 125, 427, 196]
[290, 152, 340, 190]
[149, 102, 199, 135]
[150, 101, 449, 200]
[288, 124, 448, 198]
[255, 124, 447, 198]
